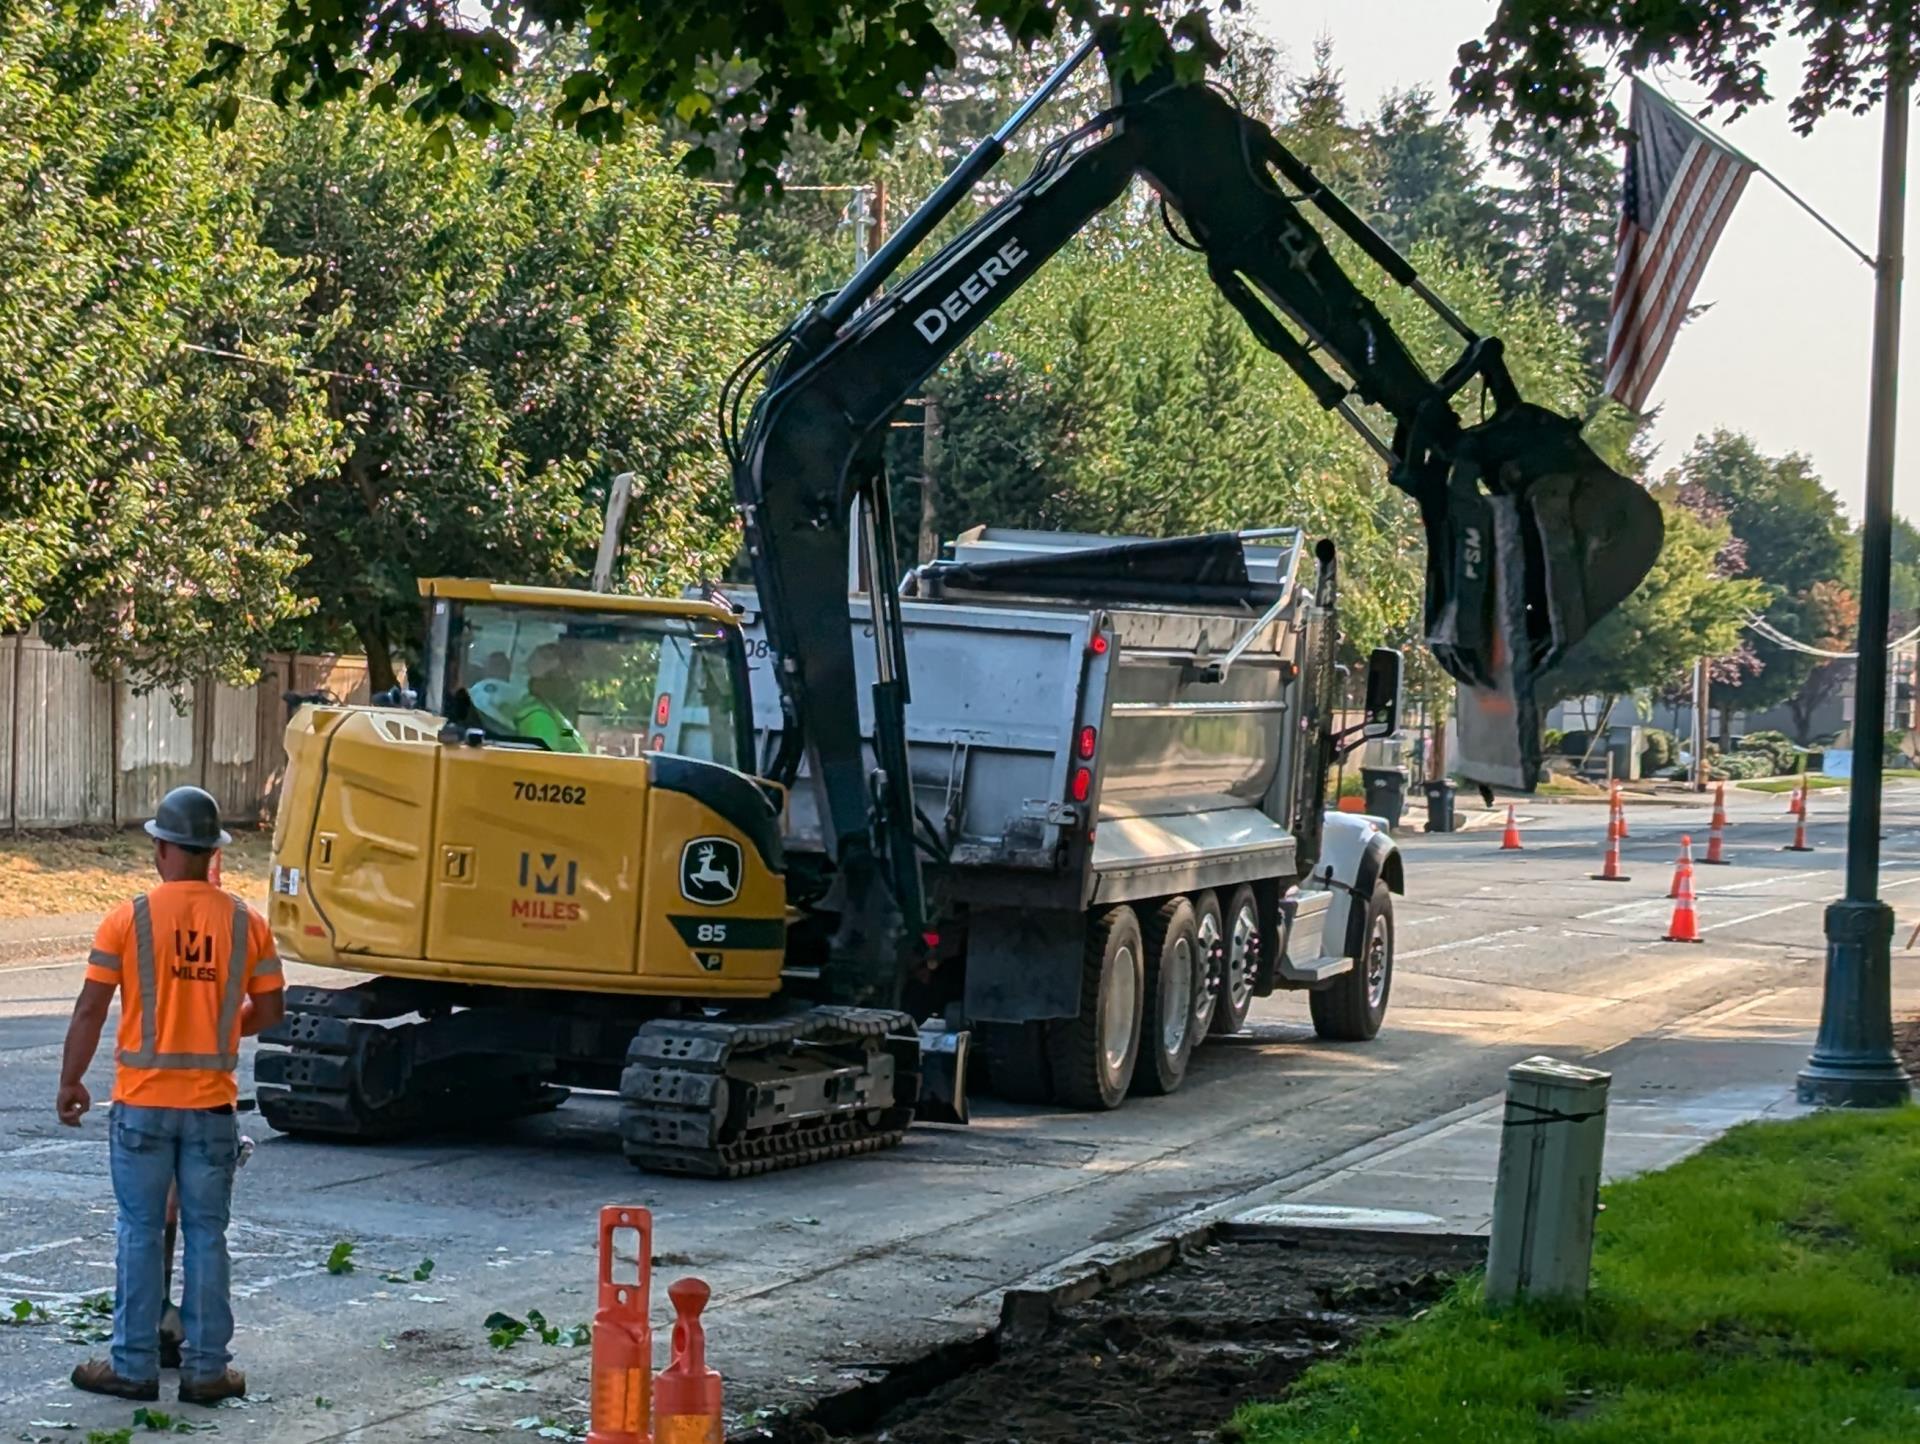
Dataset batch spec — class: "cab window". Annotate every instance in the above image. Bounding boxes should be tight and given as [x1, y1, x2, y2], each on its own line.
[440, 602, 746, 770]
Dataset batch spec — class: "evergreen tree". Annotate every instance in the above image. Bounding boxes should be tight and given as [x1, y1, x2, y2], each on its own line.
[1279, 37, 1366, 193]
[1491, 128, 1619, 369]
[1361, 88, 1507, 266]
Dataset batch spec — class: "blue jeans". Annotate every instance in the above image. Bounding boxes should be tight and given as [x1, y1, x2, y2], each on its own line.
[109, 1103, 239, 1383]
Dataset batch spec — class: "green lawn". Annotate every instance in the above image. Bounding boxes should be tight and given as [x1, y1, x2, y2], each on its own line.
[1738, 770, 1920, 794]
[1231, 1109, 1920, 1443]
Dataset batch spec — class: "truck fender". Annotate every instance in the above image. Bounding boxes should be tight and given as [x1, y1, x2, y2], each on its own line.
[1316, 811, 1402, 963]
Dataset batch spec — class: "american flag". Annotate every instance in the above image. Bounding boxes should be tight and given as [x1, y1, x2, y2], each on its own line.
[1604, 81, 1755, 413]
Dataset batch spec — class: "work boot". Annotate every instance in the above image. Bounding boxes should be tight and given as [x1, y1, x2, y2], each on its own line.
[179, 1367, 246, 1407]
[159, 1301, 184, 1370]
[71, 1358, 159, 1401]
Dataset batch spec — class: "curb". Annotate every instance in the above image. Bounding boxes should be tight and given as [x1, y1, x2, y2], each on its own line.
[0, 927, 98, 967]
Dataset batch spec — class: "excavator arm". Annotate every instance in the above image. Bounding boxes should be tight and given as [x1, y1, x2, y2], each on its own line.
[725, 34, 1662, 1006]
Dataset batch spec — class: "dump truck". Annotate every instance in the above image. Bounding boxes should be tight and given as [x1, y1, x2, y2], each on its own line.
[705, 524, 1405, 1106]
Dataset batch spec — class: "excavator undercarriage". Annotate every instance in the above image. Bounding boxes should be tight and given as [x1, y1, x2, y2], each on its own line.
[258, 980, 921, 1177]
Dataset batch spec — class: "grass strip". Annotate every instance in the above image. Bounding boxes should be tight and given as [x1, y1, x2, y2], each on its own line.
[1232, 1109, 1920, 1443]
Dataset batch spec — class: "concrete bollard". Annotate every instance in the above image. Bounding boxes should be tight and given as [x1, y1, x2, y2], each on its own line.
[1485, 1056, 1611, 1307]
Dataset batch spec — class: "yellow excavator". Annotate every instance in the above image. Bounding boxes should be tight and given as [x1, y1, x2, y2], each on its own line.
[261, 579, 930, 1176]
[258, 29, 1661, 1176]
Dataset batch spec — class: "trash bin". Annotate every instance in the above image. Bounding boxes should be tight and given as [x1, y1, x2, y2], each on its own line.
[1423, 778, 1457, 834]
[1362, 767, 1408, 830]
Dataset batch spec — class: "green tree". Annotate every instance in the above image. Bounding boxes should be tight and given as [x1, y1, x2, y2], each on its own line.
[252, 85, 773, 686]
[1546, 488, 1766, 710]
[1786, 579, 1859, 743]
[0, 0, 338, 692]
[1455, 2, 1912, 144]
[213, 0, 1223, 194]
[1278, 38, 1365, 191]
[1360, 87, 1506, 264]
[1491, 128, 1620, 370]
[1672, 430, 1852, 722]
[237, 2, 1904, 181]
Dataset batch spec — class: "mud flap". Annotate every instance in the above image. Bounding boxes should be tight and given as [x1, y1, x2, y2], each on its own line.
[914, 1021, 972, 1125]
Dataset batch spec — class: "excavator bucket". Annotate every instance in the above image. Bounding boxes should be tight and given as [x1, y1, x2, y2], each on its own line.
[1424, 405, 1664, 790]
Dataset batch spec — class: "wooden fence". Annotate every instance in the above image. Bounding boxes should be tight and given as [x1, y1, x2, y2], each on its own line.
[0, 630, 374, 830]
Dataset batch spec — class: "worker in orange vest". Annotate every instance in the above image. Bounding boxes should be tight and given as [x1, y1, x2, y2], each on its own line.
[56, 786, 286, 1407]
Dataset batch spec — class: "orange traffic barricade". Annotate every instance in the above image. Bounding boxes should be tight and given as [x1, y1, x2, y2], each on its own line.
[654, 1278, 723, 1444]
[587, 1206, 654, 1444]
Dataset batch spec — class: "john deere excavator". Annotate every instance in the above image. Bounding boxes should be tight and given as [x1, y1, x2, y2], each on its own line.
[256, 28, 1661, 1175]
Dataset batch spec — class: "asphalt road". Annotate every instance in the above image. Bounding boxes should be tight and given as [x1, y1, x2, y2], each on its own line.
[2, 786, 1915, 1442]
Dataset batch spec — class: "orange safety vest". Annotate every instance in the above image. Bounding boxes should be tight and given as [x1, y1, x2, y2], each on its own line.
[85, 882, 284, 1109]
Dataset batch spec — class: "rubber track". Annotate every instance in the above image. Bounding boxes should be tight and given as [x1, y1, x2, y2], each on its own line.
[617, 1006, 918, 1179]
[255, 992, 562, 1139]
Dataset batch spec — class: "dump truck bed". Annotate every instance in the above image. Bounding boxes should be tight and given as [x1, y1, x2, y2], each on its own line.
[713, 527, 1320, 911]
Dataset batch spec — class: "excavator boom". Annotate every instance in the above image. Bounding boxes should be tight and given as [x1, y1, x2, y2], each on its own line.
[727, 32, 1663, 1004]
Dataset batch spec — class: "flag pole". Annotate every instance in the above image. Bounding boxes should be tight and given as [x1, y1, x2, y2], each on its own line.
[1797, 48, 1914, 1107]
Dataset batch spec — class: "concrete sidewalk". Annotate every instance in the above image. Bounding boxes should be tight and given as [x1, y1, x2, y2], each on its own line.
[1230, 984, 1875, 1236]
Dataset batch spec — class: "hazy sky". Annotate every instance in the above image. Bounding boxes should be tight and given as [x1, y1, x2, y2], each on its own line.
[1246, 0, 1910, 521]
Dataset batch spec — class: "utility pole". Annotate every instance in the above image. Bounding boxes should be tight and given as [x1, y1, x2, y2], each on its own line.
[1692, 656, 1710, 792]
[1797, 54, 1914, 1107]
[918, 397, 942, 565]
[591, 472, 636, 592]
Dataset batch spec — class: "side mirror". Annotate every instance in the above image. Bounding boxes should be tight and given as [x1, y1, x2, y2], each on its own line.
[1361, 647, 1402, 740]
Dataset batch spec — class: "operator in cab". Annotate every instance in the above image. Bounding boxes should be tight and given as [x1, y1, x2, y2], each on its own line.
[468, 642, 586, 752]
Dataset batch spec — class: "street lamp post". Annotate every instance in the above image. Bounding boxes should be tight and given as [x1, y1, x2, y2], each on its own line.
[1797, 61, 1916, 1107]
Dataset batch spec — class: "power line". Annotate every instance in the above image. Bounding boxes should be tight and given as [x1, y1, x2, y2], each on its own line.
[1742, 613, 1920, 660]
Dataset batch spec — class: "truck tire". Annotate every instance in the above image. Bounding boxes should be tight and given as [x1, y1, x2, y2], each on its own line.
[1133, 896, 1202, 1096]
[1050, 905, 1144, 1110]
[1310, 881, 1393, 1041]
[1208, 884, 1260, 1036]
[1189, 889, 1223, 1041]
[978, 1021, 1054, 1104]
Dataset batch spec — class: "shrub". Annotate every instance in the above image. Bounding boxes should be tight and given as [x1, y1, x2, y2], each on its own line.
[1737, 730, 1797, 775]
[1542, 727, 1564, 754]
[1640, 728, 1676, 775]
[1557, 729, 1591, 758]
[1712, 753, 1772, 781]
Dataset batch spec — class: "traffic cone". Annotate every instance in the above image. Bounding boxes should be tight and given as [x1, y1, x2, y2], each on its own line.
[654, 1278, 723, 1444]
[1702, 783, 1730, 865]
[1592, 818, 1630, 881]
[1784, 802, 1814, 853]
[1613, 788, 1630, 839]
[1786, 778, 1804, 814]
[1662, 871, 1703, 943]
[587, 1206, 653, 1444]
[1668, 835, 1696, 898]
[1499, 804, 1523, 851]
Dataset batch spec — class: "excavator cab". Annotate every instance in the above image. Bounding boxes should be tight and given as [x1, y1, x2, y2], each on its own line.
[421, 580, 753, 768]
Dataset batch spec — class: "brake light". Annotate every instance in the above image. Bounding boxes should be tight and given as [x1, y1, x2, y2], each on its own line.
[1089, 633, 1109, 655]
[1077, 725, 1097, 760]
[655, 693, 672, 727]
[1071, 766, 1092, 802]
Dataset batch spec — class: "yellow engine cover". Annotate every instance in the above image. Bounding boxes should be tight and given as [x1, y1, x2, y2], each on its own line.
[270, 707, 786, 999]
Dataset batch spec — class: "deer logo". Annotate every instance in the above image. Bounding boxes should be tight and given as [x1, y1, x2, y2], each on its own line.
[679, 837, 742, 906]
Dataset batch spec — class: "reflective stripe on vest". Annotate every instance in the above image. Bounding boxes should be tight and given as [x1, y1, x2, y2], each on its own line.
[118, 893, 248, 1073]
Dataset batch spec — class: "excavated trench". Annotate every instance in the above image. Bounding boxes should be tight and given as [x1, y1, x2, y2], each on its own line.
[752, 1227, 1480, 1444]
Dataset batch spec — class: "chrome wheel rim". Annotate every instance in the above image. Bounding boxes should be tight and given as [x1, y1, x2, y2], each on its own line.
[1104, 943, 1139, 1079]
[1194, 910, 1222, 1023]
[1226, 903, 1258, 1013]
[1161, 936, 1193, 1055]
[1365, 913, 1390, 1008]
